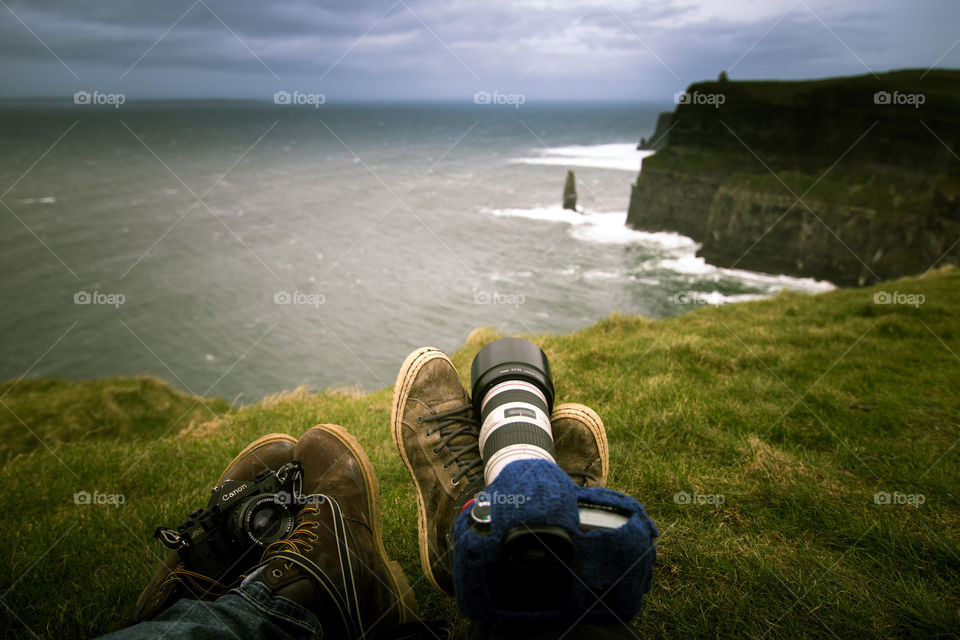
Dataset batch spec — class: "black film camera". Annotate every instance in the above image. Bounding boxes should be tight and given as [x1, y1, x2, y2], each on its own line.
[155, 460, 303, 581]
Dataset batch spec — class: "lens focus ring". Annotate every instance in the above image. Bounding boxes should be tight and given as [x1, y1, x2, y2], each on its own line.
[470, 338, 557, 484]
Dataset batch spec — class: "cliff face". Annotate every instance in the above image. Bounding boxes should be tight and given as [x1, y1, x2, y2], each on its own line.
[638, 111, 672, 150]
[627, 70, 960, 286]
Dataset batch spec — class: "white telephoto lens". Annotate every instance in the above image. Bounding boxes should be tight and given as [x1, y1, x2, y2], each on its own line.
[479, 380, 555, 484]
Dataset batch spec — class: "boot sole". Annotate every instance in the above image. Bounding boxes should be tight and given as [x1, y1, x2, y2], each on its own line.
[389, 346, 451, 594]
[309, 422, 420, 622]
[551, 404, 609, 486]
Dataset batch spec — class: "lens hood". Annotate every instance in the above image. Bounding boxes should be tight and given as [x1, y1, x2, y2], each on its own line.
[470, 337, 554, 413]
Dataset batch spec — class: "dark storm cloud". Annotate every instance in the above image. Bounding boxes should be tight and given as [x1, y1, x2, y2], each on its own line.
[0, 1, 361, 67]
[1, 0, 958, 99]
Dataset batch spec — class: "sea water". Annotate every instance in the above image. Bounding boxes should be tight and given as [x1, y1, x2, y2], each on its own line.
[0, 101, 832, 400]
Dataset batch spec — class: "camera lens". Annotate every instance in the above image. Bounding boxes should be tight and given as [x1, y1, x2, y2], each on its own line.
[251, 505, 282, 537]
[470, 337, 556, 484]
[232, 495, 295, 547]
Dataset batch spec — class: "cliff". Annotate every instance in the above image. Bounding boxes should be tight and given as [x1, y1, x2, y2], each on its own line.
[637, 111, 672, 150]
[626, 69, 960, 286]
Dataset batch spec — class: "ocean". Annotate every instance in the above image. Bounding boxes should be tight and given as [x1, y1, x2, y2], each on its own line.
[0, 101, 832, 401]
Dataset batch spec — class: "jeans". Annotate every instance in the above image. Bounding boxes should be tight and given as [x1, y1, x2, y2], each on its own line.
[97, 580, 635, 640]
[97, 580, 321, 640]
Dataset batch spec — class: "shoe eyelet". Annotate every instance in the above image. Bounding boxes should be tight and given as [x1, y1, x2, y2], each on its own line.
[271, 568, 283, 578]
[442, 463, 449, 470]
[416, 415, 424, 424]
[432, 447, 441, 455]
[451, 477, 460, 486]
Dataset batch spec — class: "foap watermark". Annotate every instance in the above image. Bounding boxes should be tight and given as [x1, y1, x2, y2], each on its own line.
[276, 493, 326, 507]
[74, 490, 126, 508]
[273, 91, 326, 108]
[474, 290, 525, 308]
[475, 490, 527, 507]
[874, 490, 925, 508]
[274, 290, 325, 308]
[74, 290, 125, 308]
[674, 91, 725, 108]
[672, 291, 716, 306]
[873, 91, 925, 109]
[674, 490, 725, 507]
[473, 91, 526, 108]
[74, 90, 126, 108]
[874, 290, 925, 308]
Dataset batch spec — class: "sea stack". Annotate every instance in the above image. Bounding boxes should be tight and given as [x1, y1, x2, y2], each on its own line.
[563, 170, 577, 211]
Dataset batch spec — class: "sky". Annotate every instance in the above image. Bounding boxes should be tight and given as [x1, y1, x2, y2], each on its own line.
[1, 0, 958, 102]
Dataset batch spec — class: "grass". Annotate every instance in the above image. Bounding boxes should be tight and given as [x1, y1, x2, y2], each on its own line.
[2, 268, 959, 638]
[0, 376, 230, 466]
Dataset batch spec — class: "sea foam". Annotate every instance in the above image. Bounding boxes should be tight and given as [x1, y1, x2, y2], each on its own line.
[483, 207, 835, 300]
[509, 143, 654, 172]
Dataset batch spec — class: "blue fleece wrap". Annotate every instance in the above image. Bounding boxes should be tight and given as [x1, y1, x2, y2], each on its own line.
[452, 459, 658, 625]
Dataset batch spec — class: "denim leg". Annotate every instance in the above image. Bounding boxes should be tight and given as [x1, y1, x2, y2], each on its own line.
[470, 621, 637, 640]
[96, 581, 322, 640]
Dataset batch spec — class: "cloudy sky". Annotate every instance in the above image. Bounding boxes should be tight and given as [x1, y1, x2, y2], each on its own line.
[1, 0, 958, 101]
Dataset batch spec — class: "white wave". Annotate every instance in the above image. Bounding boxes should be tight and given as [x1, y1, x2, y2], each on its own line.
[654, 254, 715, 276]
[488, 207, 697, 249]
[14, 196, 56, 205]
[489, 205, 588, 225]
[510, 143, 654, 172]
[483, 205, 835, 299]
[570, 213, 698, 248]
[583, 269, 621, 280]
[583, 269, 623, 280]
[489, 270, 534, 280]
[685, 291, 771, 306]
[719, 266, 835, 293]
[648, 255, 835, 294]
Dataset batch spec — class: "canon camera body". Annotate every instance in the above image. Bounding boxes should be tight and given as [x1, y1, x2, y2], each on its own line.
[155, 460, 303, 581]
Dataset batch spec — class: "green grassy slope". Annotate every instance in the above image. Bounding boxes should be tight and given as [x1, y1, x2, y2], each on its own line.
[1, 268, 958, 638]
[0, 376, 230, 466]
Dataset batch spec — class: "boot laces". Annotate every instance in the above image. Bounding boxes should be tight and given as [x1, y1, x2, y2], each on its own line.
[420, 403, 483, 486]
[260, 505, 321, 570]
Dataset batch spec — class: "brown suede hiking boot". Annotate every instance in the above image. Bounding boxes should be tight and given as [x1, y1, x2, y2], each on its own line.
[391, 347, 485, 595]
[551, 403, 609, 487]
[130, 433, 298, 623]
[254, 424, 418, 637]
